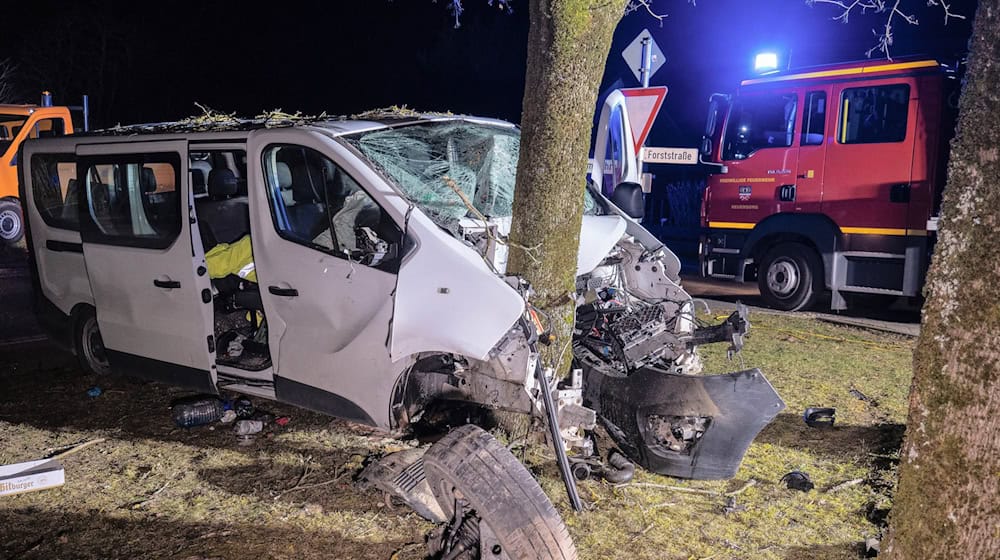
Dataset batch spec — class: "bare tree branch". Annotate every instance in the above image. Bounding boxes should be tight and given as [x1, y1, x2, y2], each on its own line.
[809, 0, 967, 59]
[625, 0, 669, 24]
[0, 58, 17, 104]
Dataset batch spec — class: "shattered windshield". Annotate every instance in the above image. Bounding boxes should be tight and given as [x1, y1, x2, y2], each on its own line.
[344, 121, 600, 233]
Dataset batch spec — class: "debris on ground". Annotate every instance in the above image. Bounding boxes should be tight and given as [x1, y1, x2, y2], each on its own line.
[780, 471, 815, 492]
[219, 409, 237, 424]
[803, 407, 836, 428]
[864, 537, 881, 557]
[722, 495, 747, 515]
[170, 396, 224, 428]
[275, 416, 291, 427]
[0, 458, 64, 496]
[85, 386, 102, 398]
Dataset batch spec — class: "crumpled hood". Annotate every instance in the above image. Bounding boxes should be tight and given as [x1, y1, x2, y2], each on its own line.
[467, 215, 628, 276]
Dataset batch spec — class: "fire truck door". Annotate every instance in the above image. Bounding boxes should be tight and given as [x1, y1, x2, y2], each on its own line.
[713, 89, 800, 225]
[823, 80, 917, 233]
[791, 89, 831, 214]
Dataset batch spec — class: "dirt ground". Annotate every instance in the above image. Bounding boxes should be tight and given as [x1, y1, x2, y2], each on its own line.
[0, 310, 914, 560]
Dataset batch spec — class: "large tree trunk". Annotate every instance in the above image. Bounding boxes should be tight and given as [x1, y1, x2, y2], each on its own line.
[883, 3, 1000, 558]
[508, 0, 627, 376]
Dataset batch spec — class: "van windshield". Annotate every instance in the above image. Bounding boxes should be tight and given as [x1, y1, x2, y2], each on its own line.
[344, 121, 600, 234]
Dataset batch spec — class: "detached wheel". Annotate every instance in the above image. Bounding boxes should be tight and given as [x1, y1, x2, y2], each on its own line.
[423, 424, 577, 560]
[757, 243, 822, 311]
[0, 198, 23, 244]
[74, 308, 111, 375]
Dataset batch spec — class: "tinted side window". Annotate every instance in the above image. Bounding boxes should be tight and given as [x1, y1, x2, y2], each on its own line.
[840, 84, 910, 144]
[30, 153, 79, 230]
[801, 92, 826, 146]
[723, 93, 797, 160]
[262, 144, 402, 272]
[79, 153, 181, 249]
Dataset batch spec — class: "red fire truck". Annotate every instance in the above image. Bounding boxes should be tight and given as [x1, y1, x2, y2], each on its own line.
[699, 58, 957, 311]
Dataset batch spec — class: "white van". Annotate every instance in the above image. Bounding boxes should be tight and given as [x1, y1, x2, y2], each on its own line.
[21, 113, 783, 559]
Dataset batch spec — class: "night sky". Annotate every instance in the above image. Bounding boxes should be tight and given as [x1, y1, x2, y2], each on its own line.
[2, 0, 975, 148]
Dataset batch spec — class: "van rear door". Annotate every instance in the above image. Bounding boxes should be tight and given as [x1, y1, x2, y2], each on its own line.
[76, 140, 217, 393]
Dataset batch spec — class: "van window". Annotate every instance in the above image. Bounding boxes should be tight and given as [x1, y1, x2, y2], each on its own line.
[839, 84, 910, 144]
[723, 93, 797, 160]
[79, 154, 181, 249]
[262, 145, 401, 271]
[801, 92, 826, 146]
[30, 154, 79, 230]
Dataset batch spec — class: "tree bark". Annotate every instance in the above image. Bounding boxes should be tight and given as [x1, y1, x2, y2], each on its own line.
[883, 3, 1000, 558]
[508, 0, 627, 376]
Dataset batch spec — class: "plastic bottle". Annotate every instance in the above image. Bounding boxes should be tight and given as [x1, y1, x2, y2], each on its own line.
[171, 397, 224, 428]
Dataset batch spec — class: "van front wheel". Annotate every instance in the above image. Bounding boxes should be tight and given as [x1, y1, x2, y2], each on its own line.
[758, 243, 822, 312]
[423, 424, 577, 560]
[0, 198, 23, 244]
[75, 309, 111, 376]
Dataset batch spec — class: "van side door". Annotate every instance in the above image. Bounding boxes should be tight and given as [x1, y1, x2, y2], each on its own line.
[76, 140, 217, 393]
[248, 129, 406, 427]
[21, 143, 93, 336]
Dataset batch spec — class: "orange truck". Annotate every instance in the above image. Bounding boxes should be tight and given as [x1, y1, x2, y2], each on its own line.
[0, 92, 84, 244]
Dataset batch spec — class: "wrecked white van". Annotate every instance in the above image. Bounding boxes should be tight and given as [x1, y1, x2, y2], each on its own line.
[21, 113, 783, 560]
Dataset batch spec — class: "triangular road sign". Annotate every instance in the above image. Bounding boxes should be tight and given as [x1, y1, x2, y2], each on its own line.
[621, 86, 667, 153]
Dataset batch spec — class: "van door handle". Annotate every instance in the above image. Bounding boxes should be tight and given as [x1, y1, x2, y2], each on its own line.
[153, 279, 181, 289]
[268, 286, 299, 297]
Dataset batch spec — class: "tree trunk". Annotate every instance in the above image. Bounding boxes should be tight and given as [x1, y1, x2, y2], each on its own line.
[508, 0, 627, 377]
[883, 3, 1000, 558]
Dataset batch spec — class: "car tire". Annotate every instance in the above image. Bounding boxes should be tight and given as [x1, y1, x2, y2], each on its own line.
[757, 243, 822, 312]
[423, 424, 577, 560]
[74, 308, 111, 375]
[0, 198, 24, 244]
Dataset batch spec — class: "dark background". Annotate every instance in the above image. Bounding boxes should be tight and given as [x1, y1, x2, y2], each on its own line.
[2, 0, 974, 144]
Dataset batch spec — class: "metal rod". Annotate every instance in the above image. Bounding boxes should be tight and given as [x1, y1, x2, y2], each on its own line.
[82, 95, 90, 132]
[535, 360, 583, 512]
[640, 37, 652, 87]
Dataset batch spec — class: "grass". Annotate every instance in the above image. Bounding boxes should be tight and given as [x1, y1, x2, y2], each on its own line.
[0, 310, 914, 559]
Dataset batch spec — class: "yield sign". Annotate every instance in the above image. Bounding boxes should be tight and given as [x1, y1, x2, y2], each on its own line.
[621, 86, 667, 153]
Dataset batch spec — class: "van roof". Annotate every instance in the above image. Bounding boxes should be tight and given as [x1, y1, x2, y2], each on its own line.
[741, 57, 945, 87]
[74, 110, 515, 140]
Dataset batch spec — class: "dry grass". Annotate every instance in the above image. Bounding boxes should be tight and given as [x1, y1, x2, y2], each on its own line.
[0, 310, 913, 559]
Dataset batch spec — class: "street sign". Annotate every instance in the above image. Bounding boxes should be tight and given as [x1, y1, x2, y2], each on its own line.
[642, 147, 699, 165]
[621, 86, 667, 153]
[621, 29, 665, 85]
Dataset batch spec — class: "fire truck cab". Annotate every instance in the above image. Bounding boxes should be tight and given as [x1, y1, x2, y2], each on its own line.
[699, 59, 954, 311]
[0, 94, 76, 244]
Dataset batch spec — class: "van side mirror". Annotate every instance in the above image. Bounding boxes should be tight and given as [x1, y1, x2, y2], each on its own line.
[611, 182, 644, 220]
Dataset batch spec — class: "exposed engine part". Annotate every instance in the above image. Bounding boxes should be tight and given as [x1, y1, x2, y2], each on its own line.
[647, 415, 711, 455]
[687, 303, 751, 357]
[427, 499, 482, 560]
[575, 300, 685, 373]
[567, 450, 635, 483]
[358, 448, 448, 523]
[553, 368, 595, 455]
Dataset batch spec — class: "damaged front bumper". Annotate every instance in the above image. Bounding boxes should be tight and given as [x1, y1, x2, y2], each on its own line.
[582, 363, 785, 480]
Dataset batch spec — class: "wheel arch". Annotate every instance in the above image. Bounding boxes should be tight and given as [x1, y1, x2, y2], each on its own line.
[743, 213, 840, 288]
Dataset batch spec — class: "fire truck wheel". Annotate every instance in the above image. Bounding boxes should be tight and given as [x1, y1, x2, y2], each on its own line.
[0, 198, 24, 244]
[758, 243, 821, 312]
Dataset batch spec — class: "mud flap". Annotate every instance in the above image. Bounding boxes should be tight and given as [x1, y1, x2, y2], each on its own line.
[583, 364, 785, 480]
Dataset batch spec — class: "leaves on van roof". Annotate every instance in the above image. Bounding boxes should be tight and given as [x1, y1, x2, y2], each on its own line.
[89, 104, 454, 136]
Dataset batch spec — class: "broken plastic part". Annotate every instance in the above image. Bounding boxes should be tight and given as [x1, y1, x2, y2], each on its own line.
[803, 407, 836, 428]
[780, 470, 815, 492]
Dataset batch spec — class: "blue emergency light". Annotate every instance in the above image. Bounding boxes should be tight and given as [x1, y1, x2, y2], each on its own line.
[754, 52, 779, 73]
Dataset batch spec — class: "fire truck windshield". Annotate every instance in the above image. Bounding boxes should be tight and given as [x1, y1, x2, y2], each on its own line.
[722, 93, 797, 160]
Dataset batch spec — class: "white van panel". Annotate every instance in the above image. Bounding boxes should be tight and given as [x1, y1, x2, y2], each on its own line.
[390, 211, 525, 362]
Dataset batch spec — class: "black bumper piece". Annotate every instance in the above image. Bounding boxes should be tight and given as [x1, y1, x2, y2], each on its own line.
[583, 364, 785, 480]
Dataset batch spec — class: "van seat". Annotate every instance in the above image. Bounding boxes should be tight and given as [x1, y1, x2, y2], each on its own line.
[195, 169, 251, 247]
